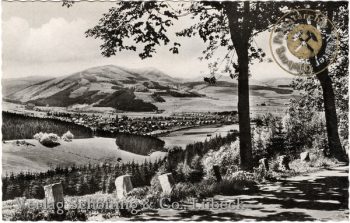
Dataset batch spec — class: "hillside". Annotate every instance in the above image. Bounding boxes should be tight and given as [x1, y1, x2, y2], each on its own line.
[3, 65, 200, 112]
[2, 65, 295, 112]
[2, 76, 53, 97]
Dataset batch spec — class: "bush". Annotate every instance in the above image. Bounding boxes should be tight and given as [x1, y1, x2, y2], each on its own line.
[39, 133, 60, 147]
[283, 103, 328, 155]
[171, 182, 197, 201]
[252, 126, 273, 160]
[127, 187, 150, 200]
[309, 152, 338, 168]
[174, 163, 204, 183]
[170, 171, 259, 202]
[33, 132, 44, 140]
[62, 130, 74, 142]
[33, 131, 61, 147]
[201, 140, 240, 179]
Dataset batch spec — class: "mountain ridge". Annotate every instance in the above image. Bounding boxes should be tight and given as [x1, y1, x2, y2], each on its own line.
[2, 65, 294, 112]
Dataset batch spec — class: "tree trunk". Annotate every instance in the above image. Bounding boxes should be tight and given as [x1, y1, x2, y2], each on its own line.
[237, 49, 253, 171]
[225, 2, 253, 171]
[316, 69, 347, 161]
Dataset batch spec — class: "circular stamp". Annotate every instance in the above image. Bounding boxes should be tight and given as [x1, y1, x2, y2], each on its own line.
[269, 9, 339, 76]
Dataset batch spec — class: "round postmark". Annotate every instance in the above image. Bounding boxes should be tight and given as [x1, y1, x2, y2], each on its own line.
[269, 9, 339, 76]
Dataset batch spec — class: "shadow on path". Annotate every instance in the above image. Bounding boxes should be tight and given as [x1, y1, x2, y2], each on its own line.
[131, 166, 348, 221]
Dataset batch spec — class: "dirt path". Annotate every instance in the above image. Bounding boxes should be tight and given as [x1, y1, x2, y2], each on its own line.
[126, 165, 349, 221]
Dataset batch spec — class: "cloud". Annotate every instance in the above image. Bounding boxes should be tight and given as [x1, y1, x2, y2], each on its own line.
[3, 17, 101, 63]
[2, 15, 287, 80]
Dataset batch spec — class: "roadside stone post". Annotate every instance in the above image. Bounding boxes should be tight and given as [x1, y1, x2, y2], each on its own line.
[213, 165, 222, 182]
[43, 182, 64, 214]
[158, 173, 175, 194]
[115, 175, 133, 200]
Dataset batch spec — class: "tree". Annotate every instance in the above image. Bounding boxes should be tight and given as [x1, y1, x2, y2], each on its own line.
[313, 2, 348, 161]
[291, 2, 348, 161]
[105, 176, 115, 194]
[31, 184, 44, 199]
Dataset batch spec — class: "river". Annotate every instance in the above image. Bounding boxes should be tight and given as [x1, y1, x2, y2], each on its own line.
[159, 124, 239, 149]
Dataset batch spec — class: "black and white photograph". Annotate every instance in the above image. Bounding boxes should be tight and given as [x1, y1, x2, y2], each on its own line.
[1, 0, 349, 221]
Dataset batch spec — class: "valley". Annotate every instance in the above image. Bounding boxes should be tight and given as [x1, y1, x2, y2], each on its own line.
[2, 64, 296, 175]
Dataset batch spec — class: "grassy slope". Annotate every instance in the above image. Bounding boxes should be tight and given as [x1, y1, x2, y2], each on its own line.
[2, 138, 166, 175]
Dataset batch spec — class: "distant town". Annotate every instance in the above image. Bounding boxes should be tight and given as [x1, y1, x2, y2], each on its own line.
[6, 103, 239, 136]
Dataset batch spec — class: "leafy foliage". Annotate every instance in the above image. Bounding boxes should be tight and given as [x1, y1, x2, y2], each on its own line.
[201, 140, 240, 179]
[283, 105, 328, 154]
[85, 2, 180, 59]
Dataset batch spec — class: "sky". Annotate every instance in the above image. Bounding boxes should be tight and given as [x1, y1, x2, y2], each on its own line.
[2, 1, 292, 80]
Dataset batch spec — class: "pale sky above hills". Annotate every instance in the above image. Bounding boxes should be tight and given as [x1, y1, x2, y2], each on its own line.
[2, 1, 293, 80]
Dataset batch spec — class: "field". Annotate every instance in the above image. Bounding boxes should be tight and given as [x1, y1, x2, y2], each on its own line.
[2, 138, 166, 175]
[153, 84, 295, 114]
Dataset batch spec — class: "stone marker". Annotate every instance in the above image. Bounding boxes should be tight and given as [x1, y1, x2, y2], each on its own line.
[278, 155, 290, 171]
[44, 182, 64, 212]
[300, 151, 310, 162]
[158, 173, 175, 194]
[259, 158, 269, 171]
[115, 175, 133, 200]
[213, 165, 222, 182]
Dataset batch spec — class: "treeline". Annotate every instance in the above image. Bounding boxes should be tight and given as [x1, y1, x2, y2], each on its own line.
[95, 89, 158, 112]
[167, 132, 239, 169]
[97, 129, 165, 155]
[151, 93, 166, 102]
[115, 133, 165, 155]
[2, 160, 164, 201]
[157, 90, 203, 98]
[2, 112, 93, 140]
